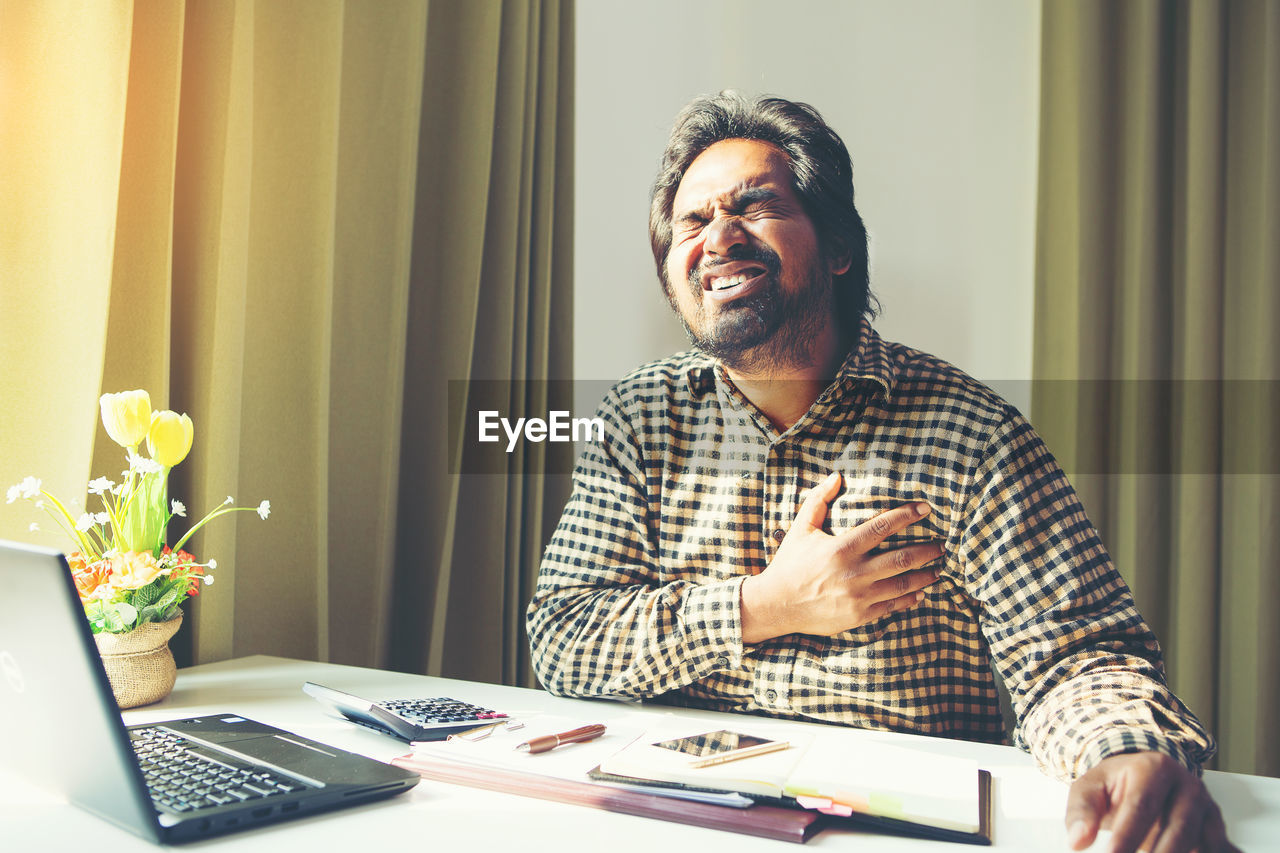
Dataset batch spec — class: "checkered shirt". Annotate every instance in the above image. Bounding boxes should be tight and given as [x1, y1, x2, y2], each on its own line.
[527, 321, 1215, 780]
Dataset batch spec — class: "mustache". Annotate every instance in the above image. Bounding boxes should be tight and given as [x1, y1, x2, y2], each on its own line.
[689, 246, 782, 288]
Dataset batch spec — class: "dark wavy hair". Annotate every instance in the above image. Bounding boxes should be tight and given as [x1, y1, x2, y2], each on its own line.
[649, 92, 875, 330]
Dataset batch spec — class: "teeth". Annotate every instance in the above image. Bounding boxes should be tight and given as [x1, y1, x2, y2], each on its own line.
[711, 273, 749, 291]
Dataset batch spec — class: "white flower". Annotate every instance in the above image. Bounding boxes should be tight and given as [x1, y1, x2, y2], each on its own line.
[28, 522, 39, 532]
[225, 496, 235, 505]
[125, 448, 162, 475]
[203, 575, 215, 586]
[207, 559, 217, 570]
[19, 477, 41, 499]
[87, 477, 114, 495]
[5, 484, 20, 504]
[93, 512, 110, 525]
[34, 500, 44, 509]
[171, 499, 187, 517]
[75, 513, 95, 532]
[257, 500, 271, 520]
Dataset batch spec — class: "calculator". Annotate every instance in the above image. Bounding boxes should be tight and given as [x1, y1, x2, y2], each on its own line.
[303, 681, 510, 742]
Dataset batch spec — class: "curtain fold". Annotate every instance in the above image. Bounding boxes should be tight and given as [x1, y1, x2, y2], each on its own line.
[1034, 0, 1278, 776]
[1, 0, 131, 518]
[389, 0, 573, 687]
[1, 0, 573, 689]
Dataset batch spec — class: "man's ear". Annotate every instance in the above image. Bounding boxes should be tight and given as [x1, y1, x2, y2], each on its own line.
[827, 241, 852, 277]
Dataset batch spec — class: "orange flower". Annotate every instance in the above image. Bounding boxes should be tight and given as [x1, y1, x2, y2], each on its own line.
[185, 563, 205, 597]
[70, 557, 113, 602]
[161, 546, 204, 596]
[109, 551, 165, 590]
[161, 546, 198, 564]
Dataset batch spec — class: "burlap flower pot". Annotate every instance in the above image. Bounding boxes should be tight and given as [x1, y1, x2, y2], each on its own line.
[93, 614, 182, 709]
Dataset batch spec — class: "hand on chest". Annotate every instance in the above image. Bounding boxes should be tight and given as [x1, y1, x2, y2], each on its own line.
[658, 450, 954, 580]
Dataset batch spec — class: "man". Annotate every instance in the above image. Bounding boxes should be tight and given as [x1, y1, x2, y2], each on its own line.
[527, 93, 1234, 852]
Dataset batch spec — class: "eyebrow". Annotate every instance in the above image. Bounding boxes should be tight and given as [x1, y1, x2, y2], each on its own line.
[673, 186, 782, 224]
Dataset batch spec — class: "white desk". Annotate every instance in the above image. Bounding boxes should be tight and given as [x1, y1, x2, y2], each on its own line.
[2, 655, 1276, 851]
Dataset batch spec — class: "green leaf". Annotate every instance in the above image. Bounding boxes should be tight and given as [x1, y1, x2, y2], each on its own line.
[115, 602, 138, 630]
[103, 607, 126, 633]
[84, 600, 107, 632]
[155, 588, 182, 613]
[132, 583, 160, 608]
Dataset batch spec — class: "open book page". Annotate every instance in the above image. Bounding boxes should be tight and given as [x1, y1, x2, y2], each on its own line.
[395, 714, 648, 782]
[782, 732, 981, 833]
[598, 718, 815, 798]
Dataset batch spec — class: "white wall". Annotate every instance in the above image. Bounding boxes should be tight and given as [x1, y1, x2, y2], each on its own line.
[575, 0, 1041, 413]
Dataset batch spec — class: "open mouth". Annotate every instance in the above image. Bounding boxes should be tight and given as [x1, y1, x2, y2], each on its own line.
[701, 264, 768, 301]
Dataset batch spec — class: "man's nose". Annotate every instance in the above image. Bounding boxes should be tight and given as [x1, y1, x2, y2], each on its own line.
[702, 214, 748, 257]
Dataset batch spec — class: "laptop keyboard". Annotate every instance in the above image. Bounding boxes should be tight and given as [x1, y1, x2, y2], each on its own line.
[131, 726, 311, 814]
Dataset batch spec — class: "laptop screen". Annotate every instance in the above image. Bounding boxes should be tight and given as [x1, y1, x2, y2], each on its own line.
[0, 540, 161, 841]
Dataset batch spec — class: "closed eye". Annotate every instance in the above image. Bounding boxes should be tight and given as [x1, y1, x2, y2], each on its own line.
[673, 213, 707, 236]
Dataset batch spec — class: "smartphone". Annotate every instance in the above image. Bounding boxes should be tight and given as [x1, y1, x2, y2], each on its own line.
[651, 730, 789, 768]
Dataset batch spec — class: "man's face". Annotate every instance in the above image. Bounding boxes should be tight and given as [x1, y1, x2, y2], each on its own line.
[664, 138, 849, 373]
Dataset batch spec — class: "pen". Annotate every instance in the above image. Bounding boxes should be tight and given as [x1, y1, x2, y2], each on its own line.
[514, 724, 607, 754]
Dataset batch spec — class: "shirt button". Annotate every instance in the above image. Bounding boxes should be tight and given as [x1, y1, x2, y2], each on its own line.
[765, 689, 778, 702]
[713, 655, 729, 669]
[771, 528, 785, 543]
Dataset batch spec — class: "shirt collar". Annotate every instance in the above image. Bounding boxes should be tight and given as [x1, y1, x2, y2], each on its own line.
[835, 318, 896, 402]
[683, 318, 898, 402]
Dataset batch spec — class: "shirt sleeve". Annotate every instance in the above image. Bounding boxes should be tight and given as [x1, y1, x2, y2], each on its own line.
[957, 408, 1216, 780]
[525, 389, 746, 699]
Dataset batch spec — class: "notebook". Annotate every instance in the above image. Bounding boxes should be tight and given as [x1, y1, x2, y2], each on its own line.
[0, 540, 419, 843]
[596, 718, 993, 844]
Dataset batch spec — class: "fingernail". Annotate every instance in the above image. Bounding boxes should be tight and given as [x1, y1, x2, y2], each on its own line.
[1066, 820, 1088, 848]
[826, 471, 840, 485]
[915, 502, 931, 516]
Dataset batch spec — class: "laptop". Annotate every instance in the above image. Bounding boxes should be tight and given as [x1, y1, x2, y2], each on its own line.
[0, 540, 419, 843]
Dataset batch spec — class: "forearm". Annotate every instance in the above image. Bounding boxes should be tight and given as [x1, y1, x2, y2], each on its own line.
[987, 538, 1216, 780]
[1016, 651, 1215, 780]
[527, 573, 746, 698]
[964, 412, 1214, 780]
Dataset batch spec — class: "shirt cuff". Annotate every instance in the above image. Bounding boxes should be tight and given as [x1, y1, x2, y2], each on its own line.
[673, 575, 746, 674]
[1076, 728, 1205, 778]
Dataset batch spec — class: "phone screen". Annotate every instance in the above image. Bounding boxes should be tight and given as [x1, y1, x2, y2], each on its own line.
[651, 730, 775, 758]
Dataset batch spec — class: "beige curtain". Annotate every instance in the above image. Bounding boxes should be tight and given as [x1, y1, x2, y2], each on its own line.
[0, 0, 573, 687]
[1034, 0, 1278, 775]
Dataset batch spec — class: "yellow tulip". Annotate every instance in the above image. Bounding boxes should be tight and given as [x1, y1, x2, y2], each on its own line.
[147, 410, 194, 467]
[99, 390, 152, 448]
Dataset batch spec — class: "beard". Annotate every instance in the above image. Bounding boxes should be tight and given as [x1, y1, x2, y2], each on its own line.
[674, 244, 834, 375]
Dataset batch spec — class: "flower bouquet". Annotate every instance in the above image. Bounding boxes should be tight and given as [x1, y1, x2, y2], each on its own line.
[7, 390, 270, 707]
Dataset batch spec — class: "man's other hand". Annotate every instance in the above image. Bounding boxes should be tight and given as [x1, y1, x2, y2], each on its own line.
[1065, 752, 1238, 853]
[740, 470, 942, 643]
